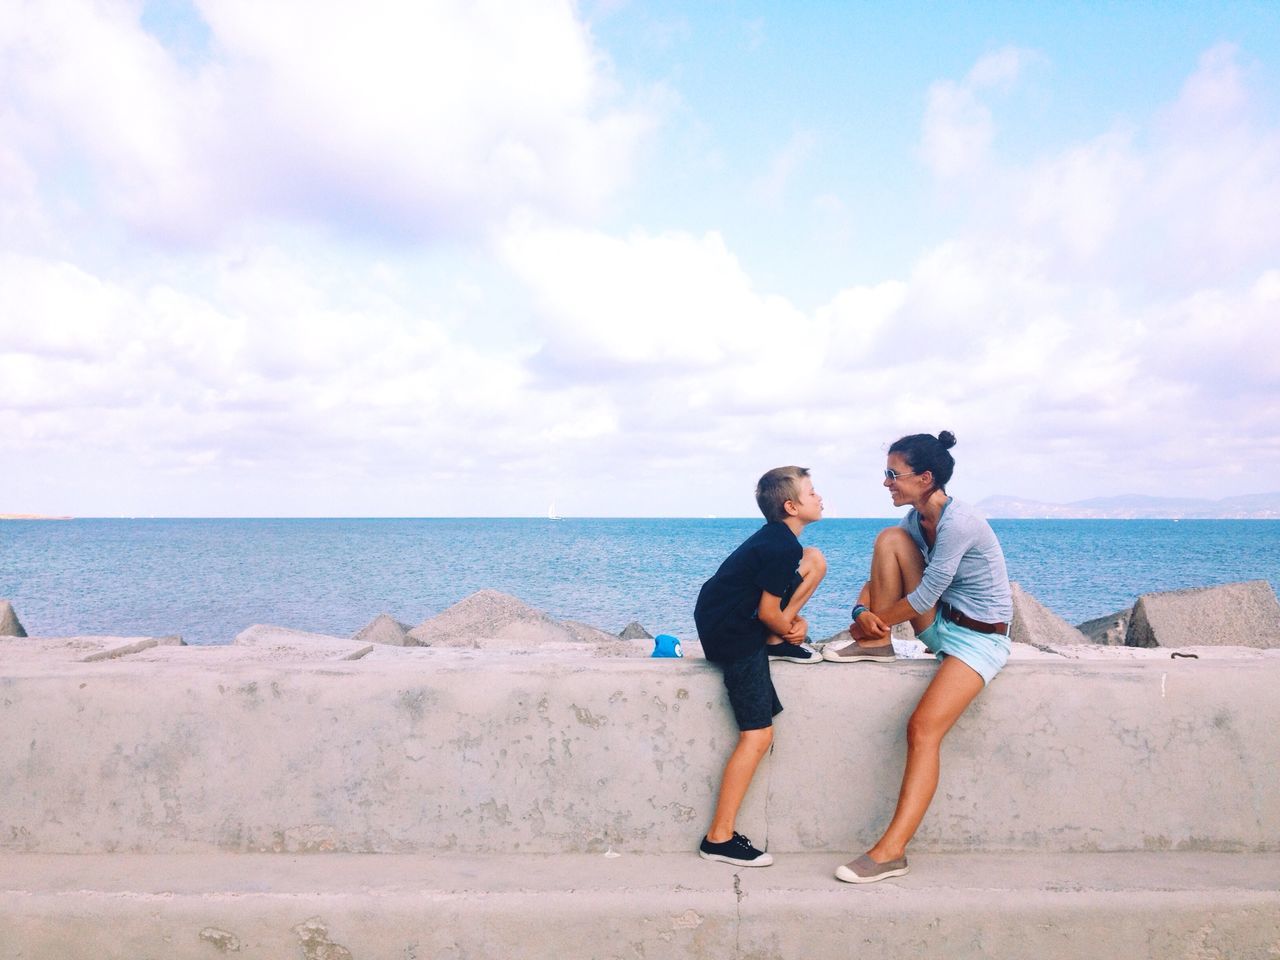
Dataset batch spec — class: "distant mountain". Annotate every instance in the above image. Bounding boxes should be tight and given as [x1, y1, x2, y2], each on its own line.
[976, 493, 1280, 520]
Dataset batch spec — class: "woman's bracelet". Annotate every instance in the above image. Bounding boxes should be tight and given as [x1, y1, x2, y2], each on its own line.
[850, 603, 869, 620]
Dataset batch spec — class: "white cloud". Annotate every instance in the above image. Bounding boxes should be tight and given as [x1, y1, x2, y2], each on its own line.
[1174, 42, 1247, 116]
[920, 79, 994, 178]
[0, 1, 220, 237]
[1018, 132, 1145, 260]
[2, 23, 1278, 517]
[1254, 269, 1280, 302]
[1010, 44, 1280, 285]
[0, 142, 48, 246]
[500, 221, 814, 374]
[966, 47, 1032, 90]
[874, 159, 1278, 501]
[0, 0, 653, 243]
[0, 248, 578, 484]
[1147, 46, 1280, 278]
[920, 47, 1036, 179]
[815, 280, 908, 361]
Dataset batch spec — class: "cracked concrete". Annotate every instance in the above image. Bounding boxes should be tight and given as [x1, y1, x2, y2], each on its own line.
[2, 656, 1278, 856]
[294, 917, 353, 960]
[198, 926, 242, 952]
[1, 638, 1278, 957]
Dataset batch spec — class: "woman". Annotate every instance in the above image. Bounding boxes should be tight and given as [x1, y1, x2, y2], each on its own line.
[825, 430, 1012, 883]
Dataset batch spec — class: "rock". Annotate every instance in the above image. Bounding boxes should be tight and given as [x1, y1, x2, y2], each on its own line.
[1, 600, 28, 637]
[80, 635, 184, 662]
[408, 590, 623, 652]
[1077, 608, 1131, 645]
[1009, 582, 1089, 649]
[2, 635, 179, 664]
[618, 620, 653, 640]
[409, 590, 562, 647]
[819, 628, 848, 645]
[352, 613, 414, 647]
[232, 624, 370, 661]
[1125, 580, 1280, 648]
[562, 620, 622, 645]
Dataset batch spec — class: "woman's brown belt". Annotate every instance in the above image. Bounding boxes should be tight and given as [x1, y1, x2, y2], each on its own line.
[940, 602, 1008, 635]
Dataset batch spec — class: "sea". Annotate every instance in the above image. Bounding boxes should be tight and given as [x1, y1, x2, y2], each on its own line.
[2, 518, 1278, 646]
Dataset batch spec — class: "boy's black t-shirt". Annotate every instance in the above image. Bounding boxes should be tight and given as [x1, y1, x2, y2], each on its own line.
[694, 521, 803, 663]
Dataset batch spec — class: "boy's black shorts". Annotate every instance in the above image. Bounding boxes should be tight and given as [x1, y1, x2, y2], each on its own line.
[719, 646, 783, 731]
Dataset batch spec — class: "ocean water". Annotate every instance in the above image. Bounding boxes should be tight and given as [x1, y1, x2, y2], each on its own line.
[2, 518, 1277, 646]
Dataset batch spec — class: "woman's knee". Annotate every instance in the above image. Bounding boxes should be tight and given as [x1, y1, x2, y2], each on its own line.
[874, 526, 915, 552]
[905, 709, 946, 750]
[874, 526, 925, 582]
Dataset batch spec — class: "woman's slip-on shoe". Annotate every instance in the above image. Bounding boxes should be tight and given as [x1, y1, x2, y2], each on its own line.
[835, 854, 909, 883]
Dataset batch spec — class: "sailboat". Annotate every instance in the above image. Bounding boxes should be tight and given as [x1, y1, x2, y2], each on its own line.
[547, 501, 565, 521]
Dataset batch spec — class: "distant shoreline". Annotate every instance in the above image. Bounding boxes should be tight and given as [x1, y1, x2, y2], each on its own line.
[977, 492, 1280, 521]
[0, 514, 74, 521]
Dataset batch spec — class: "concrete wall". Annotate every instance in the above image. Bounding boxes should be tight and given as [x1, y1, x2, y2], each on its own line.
[2, 656, 1277, 855]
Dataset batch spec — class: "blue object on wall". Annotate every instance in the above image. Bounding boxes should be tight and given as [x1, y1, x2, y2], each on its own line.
[651, 634, 683, 658]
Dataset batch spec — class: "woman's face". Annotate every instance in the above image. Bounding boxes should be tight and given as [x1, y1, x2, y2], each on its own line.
[884, 453, 928, 507]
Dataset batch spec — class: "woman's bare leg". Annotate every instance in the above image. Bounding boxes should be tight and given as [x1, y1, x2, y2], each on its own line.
[869, 527, 923, 609]
[865, 656, 985, 861]
[855, 527, 931, 647]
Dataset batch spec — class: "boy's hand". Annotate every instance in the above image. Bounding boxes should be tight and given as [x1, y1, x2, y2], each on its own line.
[850, 611, 889, 642]
[782, 616, 808, 643]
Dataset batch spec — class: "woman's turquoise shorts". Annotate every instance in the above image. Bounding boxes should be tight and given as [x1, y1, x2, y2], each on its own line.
[917, 614, 1011, 685]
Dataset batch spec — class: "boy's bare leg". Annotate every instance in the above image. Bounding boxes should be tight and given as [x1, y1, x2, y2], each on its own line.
[706, 726, 774, 842]
[765, 547, 827, 646]
[865, 656, 984, 862]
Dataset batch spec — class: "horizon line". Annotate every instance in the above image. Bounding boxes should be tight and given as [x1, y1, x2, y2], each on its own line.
[4, 514, 1278, 522]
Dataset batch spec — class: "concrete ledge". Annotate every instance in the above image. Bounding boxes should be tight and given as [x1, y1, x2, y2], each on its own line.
[2, 656, 1278, 855]
[2, 852, 1278, 959]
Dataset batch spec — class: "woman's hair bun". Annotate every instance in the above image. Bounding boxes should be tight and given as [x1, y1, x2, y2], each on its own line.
[937, 430, 957, 449]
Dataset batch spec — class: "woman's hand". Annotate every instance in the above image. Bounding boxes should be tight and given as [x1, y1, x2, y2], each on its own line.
[849, 610, 890, 642]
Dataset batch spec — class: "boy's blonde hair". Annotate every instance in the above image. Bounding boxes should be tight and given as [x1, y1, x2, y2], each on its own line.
[755, 466, 810, 523]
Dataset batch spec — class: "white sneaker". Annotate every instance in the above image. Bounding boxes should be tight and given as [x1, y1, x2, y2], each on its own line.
[766, 641, 822, 664]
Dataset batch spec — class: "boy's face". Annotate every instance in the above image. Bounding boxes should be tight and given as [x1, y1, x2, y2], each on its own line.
[788, 477, 824, 523]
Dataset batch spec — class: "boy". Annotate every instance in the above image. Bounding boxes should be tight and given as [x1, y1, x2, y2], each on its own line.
[693, 466, 826, 866]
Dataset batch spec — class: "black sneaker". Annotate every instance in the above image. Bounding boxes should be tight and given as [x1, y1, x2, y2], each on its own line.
[766, 641, 821, 664]
[699, 832, 774, 867]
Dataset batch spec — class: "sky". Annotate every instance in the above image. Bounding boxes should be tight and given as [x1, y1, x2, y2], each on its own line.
[2, 0, 1279, 518]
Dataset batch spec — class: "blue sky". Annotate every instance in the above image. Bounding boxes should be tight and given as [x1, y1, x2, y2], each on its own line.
[2, 1, 1278, 517]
